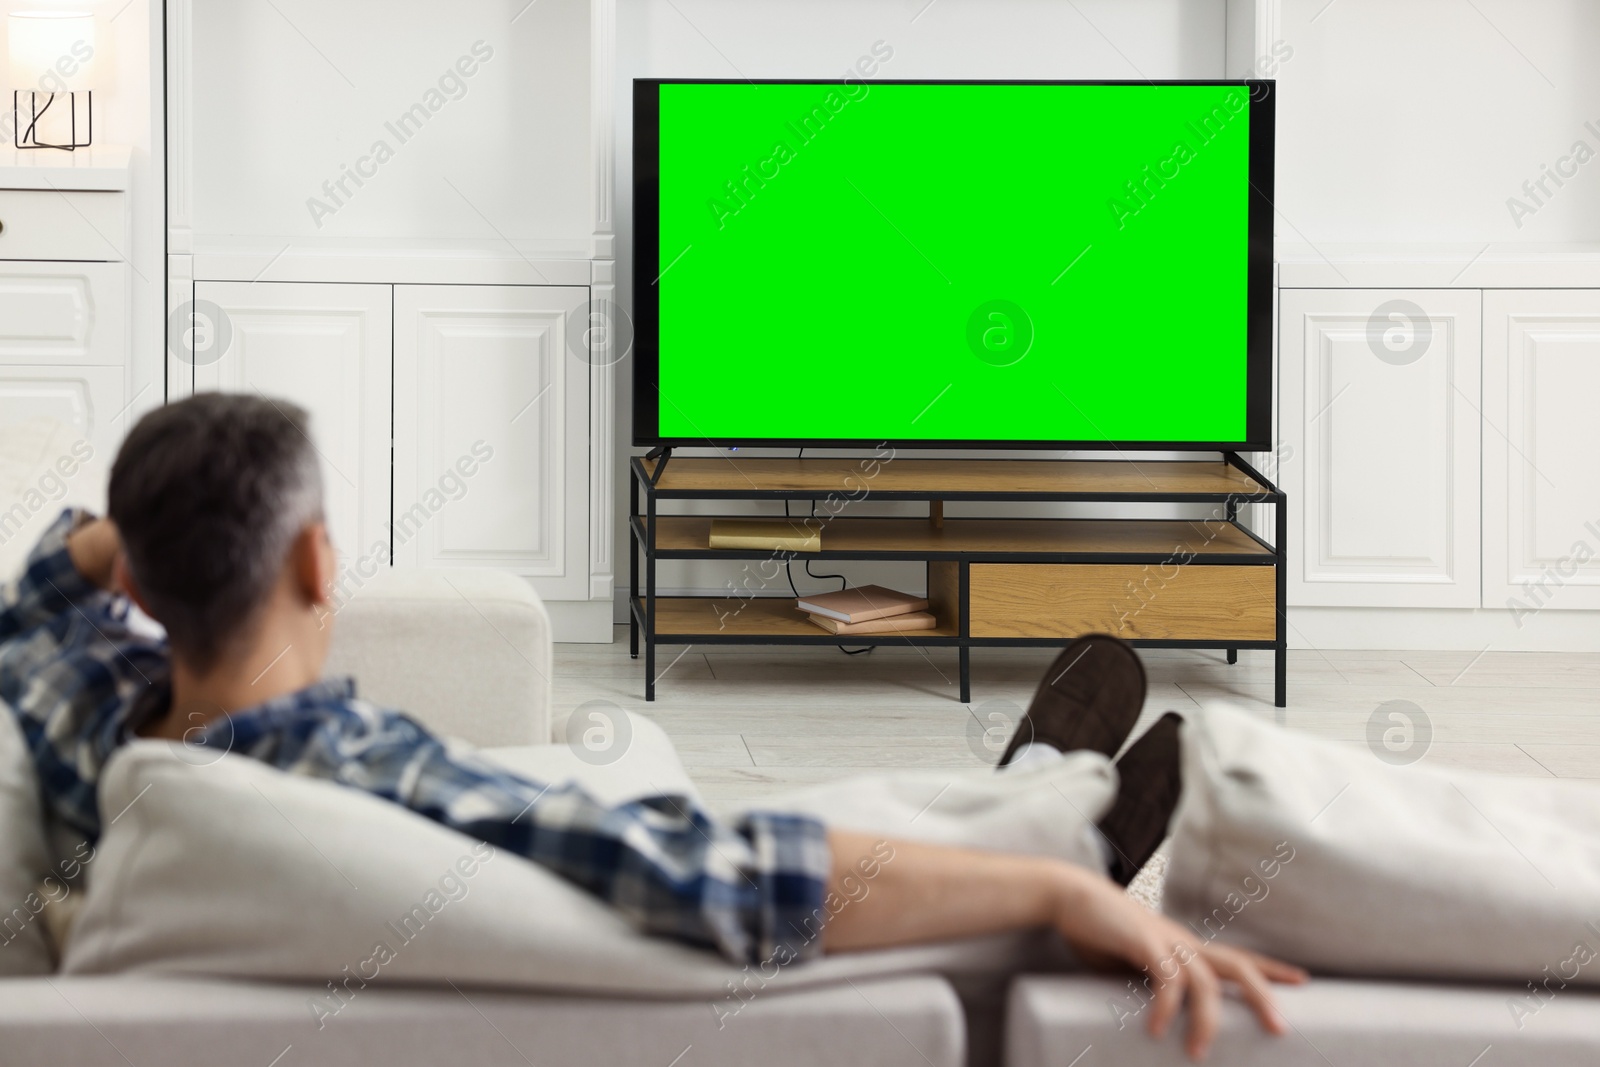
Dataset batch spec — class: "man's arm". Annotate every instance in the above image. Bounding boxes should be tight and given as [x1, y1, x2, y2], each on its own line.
[417, 760, 832, 964]
[824, 830, 1307, 1062]
[222, 710, 833, 965]
[0, 509, 116, 640]
[0, 511, 167, 844]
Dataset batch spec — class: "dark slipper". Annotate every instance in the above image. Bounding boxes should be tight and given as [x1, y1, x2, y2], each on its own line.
[1097, 712, 1184, 887]
[997, 634, 1148, 766]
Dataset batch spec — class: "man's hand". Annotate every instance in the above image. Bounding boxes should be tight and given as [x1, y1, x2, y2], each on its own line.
[65, 517, 123, 591]
[1051, 863, 1308, 1060]
[822, 830, 1307, 1062]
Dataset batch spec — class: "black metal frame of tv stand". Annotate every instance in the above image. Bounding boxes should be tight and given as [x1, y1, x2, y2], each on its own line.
[628, 450, 1287, 708]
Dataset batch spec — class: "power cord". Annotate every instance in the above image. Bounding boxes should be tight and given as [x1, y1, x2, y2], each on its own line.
[785, 447, 874, 656]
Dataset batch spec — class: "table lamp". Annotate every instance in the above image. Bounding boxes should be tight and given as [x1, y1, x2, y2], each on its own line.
[9, 11, 97, 150]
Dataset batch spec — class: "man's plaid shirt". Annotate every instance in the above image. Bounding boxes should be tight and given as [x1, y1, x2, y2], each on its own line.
[0, 510, 832, 964]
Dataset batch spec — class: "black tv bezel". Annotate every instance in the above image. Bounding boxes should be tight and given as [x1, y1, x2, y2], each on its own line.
[632, 78, 1276, 453]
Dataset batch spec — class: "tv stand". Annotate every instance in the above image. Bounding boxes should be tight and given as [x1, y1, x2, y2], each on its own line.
[628, 454, 1287, 707]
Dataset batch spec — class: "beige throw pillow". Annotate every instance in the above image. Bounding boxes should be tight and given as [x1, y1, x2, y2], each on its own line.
[63, 738, 1107, 999]
[1166, 701, 1600, 986]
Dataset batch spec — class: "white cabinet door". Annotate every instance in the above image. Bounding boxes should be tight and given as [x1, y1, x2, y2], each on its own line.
[1280, 289, 1481, 607]
[0, 260, 131, 564]
[0, 262, 128, 366]
[0, 366, 123, 568]
[192, 282, 392, 565]
[1483, 290, 1600, 612]
[393, 285, 589, 601]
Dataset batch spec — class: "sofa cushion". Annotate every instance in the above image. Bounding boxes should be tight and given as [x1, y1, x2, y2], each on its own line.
[0, 704, 57, 975]
[322, 568, 552, 747]
[1005, 974, 1600, 1066]
[62, 734, 1089, 1001]
[1165, 702, 1600, 985]
[0, 973, 964, 1067]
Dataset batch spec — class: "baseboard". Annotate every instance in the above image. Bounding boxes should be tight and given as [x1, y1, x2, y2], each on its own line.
[545, 599, 615, 643]
[1288, 606, 1600, 651]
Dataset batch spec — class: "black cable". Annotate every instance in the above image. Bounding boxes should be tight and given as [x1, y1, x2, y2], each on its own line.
[784, 447, 873, 656]
[805, 557, 849, 591]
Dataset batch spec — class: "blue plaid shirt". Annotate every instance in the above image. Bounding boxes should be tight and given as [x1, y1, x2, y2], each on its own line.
[1, 510, 831, 964]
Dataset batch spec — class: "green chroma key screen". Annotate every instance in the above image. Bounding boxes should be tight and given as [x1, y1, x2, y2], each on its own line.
[635, 80, 1272, 449]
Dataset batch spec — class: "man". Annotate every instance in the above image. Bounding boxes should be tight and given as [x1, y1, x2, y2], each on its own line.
[1, 394, 1301, 1062]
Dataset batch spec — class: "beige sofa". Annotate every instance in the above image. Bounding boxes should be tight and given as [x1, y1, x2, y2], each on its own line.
[5, 564, 1598, 1067]
[1005, 973, 1600, 1066]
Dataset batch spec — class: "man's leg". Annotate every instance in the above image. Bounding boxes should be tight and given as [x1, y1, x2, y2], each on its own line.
[1095, 712, 1184, 886]
[997, 634, 1148, 766]
[745, 636, 1307, 1060]
[988, 637, 1185, 887]
[805, 635, 1304, 1063]
[768, 635, 1149, 871]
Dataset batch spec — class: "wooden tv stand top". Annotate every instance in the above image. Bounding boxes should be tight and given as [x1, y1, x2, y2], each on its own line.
[638, 456, 1271, 500]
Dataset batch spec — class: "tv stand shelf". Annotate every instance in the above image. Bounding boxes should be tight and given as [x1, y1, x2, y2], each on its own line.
[628, 455, 1287, 706]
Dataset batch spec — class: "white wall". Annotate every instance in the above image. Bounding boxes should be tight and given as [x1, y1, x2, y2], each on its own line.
[1275, 0, 1600, 244]
[611, 0, 1232, 606]
[186, 0, 592, 244]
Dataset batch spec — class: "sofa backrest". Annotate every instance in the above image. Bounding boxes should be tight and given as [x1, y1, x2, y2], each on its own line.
[323, 567, 552, 746]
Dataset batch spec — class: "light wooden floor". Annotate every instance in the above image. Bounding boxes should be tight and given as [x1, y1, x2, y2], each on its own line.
[554, 630, 1600, 812]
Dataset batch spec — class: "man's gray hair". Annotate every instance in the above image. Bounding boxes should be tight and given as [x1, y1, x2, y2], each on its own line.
[109, 393, 325, 671]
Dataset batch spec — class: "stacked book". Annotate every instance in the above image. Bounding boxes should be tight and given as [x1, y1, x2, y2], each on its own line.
[708, 518, 821, 552]
[796, 585, 936, 635]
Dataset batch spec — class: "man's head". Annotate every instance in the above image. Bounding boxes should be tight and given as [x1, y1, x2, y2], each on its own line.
[108, 394, 334, 674]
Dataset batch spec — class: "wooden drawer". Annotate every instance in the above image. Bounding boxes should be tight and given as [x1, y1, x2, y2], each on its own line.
[0, 190, 126, 261]
[0, 263, 127, 365]
[970, 563, 1277, 640]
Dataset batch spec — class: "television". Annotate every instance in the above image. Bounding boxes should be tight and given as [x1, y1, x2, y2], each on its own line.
[632, 79, 1274, 451]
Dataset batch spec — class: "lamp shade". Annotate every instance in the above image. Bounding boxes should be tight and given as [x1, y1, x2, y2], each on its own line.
[8, 12, 97, 92]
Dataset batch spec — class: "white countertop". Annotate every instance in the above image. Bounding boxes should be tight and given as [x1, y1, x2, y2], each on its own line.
[186, 234, 602, 286]
[1278, 242, 1600, 289]
[0, 144, 131, 191]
